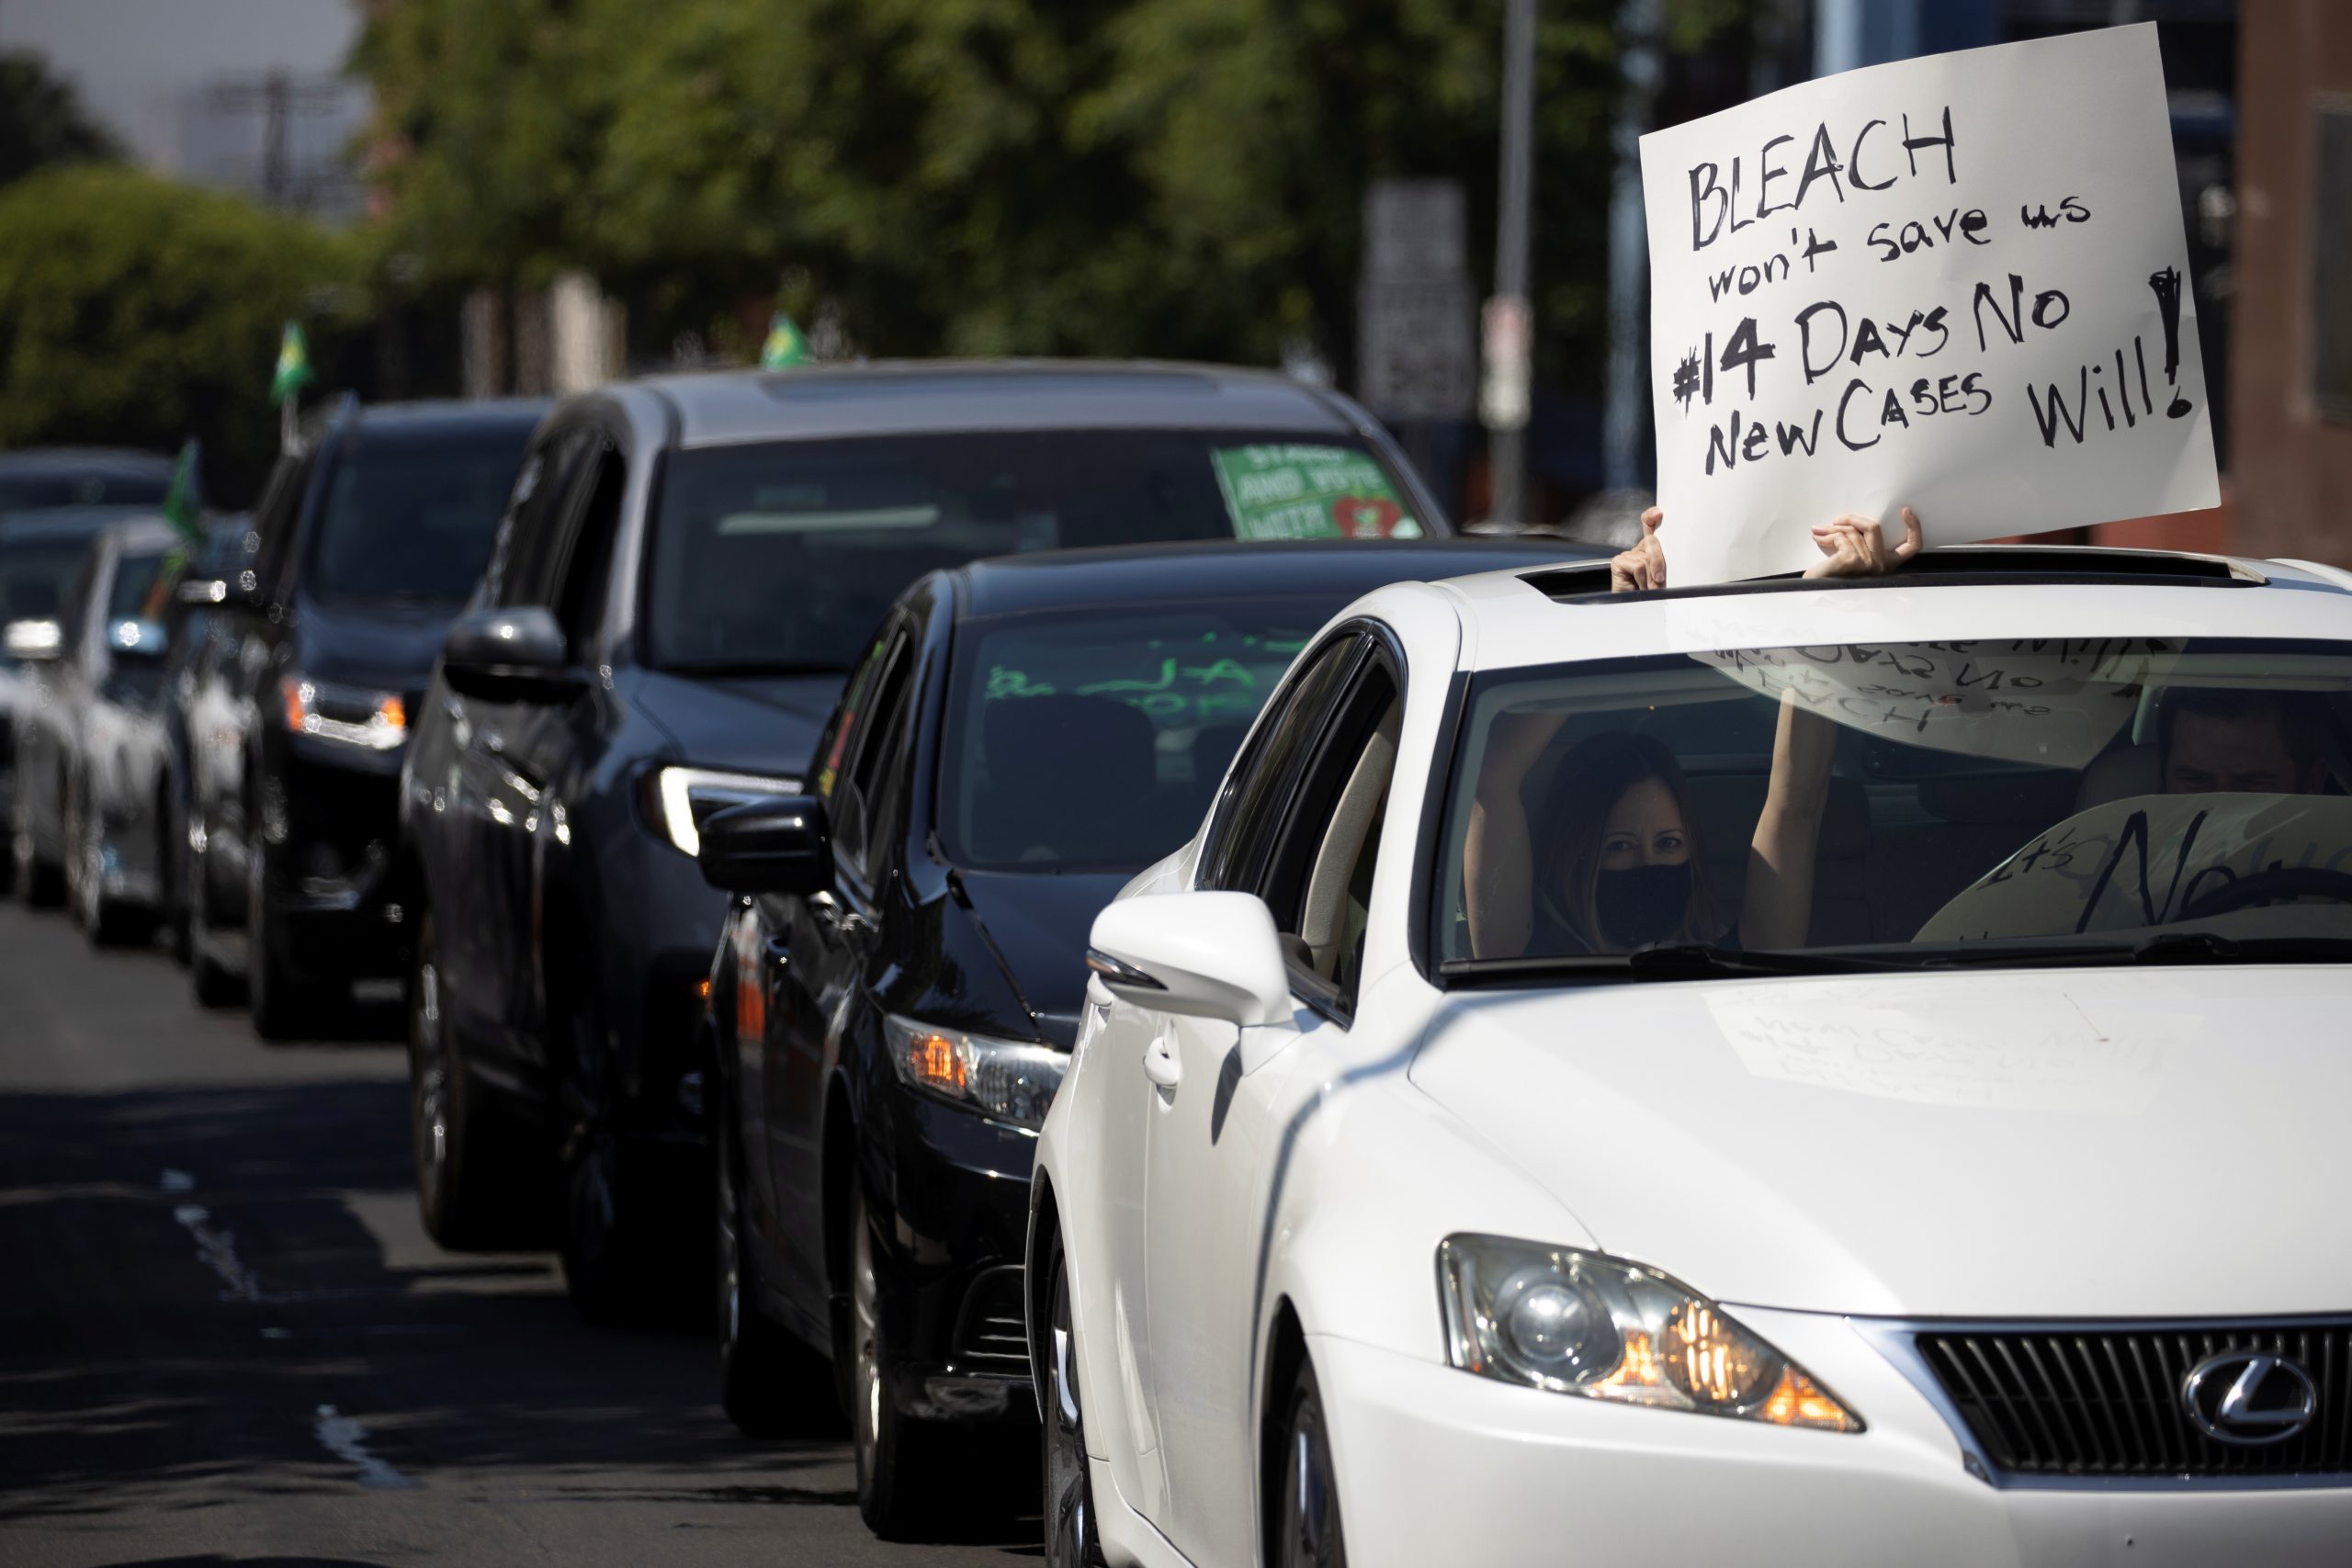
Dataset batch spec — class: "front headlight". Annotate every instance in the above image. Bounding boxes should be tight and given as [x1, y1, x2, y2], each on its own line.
[281, 674, 406, 751]
[885, 1015, 1067, 1132]
[1438, 1235, 1860, 1431]
[643, 766, 802, 857]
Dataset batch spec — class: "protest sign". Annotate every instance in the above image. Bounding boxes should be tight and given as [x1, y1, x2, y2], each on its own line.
[1693, 637, 2170, 768]
[1210, 444, 1425, 541]
[1640, 24, 2218, 584]
[1917, 794, 2352, 942]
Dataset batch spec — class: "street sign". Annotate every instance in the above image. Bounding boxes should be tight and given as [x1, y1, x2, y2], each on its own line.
[1357, 180, 1476, 422]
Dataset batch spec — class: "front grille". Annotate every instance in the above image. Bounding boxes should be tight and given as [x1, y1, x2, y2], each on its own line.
[952, 1266, 1029, 1375]
[1917, 1323, 2352, 1479]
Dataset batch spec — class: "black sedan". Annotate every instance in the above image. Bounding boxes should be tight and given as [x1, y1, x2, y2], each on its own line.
[180, 396, 545, 1034]
[694, 537, 1589, 1540]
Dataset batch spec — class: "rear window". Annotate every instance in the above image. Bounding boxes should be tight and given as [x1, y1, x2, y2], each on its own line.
[0, 472, 171, 512]
[644, 430, 1423, 674]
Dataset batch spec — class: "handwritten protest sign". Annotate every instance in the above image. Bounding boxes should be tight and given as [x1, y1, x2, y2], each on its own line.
[1917, 794, 2352, 942]
[1640, 24, 2219, 584]
[1209, 445, 1425, 541]
[1694, 637, 2170, 768]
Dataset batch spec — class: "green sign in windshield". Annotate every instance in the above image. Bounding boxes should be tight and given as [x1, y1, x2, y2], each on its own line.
[1211, 445, 1423, 541]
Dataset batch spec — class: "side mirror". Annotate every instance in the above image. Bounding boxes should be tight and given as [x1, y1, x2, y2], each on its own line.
[1088, 891, 1292, 1028]
[440, 605, 582, 703]
[107, 617, 169, 660]
[696, 796, 833, 896]
[3, 618, 63, 662]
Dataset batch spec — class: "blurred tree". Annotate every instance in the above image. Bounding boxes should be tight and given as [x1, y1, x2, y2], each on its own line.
[352, 0, 1758, 392]
[0, 165, 368, 502]
[0, 51, 122, 188]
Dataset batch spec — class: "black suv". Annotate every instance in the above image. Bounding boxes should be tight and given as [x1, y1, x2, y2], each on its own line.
[182, 396, 546, 1035]
[397, 360, 1446, 1318]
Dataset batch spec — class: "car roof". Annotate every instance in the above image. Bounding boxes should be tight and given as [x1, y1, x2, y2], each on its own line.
[104, 517, 184, 557]
[951, 538, 1604, 621]
[1424, 545, 2352, 671]
[630, 361, 1376, 450]
[345, 397, 550, 443]
[0, 447, 176, 478]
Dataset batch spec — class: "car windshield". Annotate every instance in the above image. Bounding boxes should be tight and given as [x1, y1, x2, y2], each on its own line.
[1436, 637, 2352, 973]
[645, 432, 1423, 674]
[0, 538, 85, 626]
[307, 429, 531, 606]
[938, 596, 1338, 873]
[107, 550, 170, 622]
[0, 472, 170, 512]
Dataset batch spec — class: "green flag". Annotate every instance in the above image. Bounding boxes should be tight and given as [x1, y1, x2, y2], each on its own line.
[760, 311, 808, 369]
[270, 321, 314, 406]
[161, 438, 203, 547]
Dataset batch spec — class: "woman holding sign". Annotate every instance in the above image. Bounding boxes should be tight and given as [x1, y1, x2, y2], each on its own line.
[1463, 505, 1920, 957]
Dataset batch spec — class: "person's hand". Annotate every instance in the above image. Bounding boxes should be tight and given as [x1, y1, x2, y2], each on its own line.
[1611, 506, 1667, 592]
[1804, 506, 1923, 579]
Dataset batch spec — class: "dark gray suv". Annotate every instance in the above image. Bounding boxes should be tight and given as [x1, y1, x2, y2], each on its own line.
[395, 360, 1447, 1321]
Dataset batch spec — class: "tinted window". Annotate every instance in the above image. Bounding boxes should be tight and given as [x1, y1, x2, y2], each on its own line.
[644, 432, 1424, 675]
[938, 599, 1339, 874]
[308, 426, 534, 606]
[1199, 635, 1362, 892]
[107, 551, 170, 621]
[0, 538, 86, 624]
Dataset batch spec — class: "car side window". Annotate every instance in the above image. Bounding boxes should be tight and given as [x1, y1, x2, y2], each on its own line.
[831, 634, 916, 886]
[553, 444, 627, 663]
[1256, 658, 1403, 1014]
[249, 450, 315, 604]
[1199, 633, 1363, 894]
[494, 429, 593, 609]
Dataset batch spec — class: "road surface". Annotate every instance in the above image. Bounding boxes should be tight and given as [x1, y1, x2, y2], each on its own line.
[0, 901, 1035, 1566]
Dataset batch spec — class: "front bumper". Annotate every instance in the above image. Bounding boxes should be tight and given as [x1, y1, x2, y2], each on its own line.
[260, 741, 405, 981]
[1308, 1307, 2352, 1568]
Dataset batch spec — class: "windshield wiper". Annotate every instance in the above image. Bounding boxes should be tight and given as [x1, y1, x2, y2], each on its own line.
[1439, 943, 1911, 985]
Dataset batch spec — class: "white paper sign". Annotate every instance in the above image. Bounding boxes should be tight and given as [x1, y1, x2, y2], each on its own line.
[1692, 636, 2169, 768]
[1640, 24, 2219, 584]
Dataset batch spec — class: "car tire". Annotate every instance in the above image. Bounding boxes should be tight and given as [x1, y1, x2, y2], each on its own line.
[409, 908, 513, 1249]
[1042, 1234, 1105, 1567]
[1275, 1358, 1348, 1568]
[246, 836, 334, 1041]
[162, 778, 192, 966]
[12, 786, 63, 908]
[716, 1093, 831, 1436]
[552, 976, 677, 1325]
[187, 825, 242, 1008]
[850, 1182, 956, 1541]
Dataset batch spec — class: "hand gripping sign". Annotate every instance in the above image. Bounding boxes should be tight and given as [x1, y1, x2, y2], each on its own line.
[1639, 24, 2219, 585]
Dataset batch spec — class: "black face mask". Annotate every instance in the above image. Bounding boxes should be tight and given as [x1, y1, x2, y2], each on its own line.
[1594, 863, 1692, 949]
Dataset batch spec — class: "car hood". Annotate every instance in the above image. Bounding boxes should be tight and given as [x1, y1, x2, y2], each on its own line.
[949, 869, 1133, 1046]
[295, 596, 462, 691]
[1408, 967, 2352, 1320]
[628, 670, 844, 780]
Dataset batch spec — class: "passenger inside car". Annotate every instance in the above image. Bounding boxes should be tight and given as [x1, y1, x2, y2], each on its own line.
[1464, 507, 1916, 956]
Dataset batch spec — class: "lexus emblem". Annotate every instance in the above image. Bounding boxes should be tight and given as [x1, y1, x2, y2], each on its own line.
[2182, 1351, 2319, 1446]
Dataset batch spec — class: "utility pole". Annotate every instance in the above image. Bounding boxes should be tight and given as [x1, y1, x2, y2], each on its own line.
[1602, 0, 1661, 495]
[206, 72, 345, 214]
[1481, 0, 1537, 526]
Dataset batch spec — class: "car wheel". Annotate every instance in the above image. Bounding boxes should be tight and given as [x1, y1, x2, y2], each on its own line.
[1275, 1358, 1348, 1568]
[409, 909, 511, 1248]
[14, 782, 62, 908]
[187, 825, 242, 1007]
[850, 1182, 954, 1540]
[716, 1096, 830, 1435]
[553, 977, 673, 1324]
[1042, 1235, 1105, 1567]
[246, 834, 334, 1041]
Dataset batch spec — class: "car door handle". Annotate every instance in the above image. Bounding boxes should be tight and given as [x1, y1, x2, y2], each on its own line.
[1142, 1032, 1182, 1090]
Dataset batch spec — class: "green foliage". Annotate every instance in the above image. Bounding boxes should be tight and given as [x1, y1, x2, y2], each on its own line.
[0, 165, 367, 501]
[356, 0, 1756, 389]
[0, 52, 120, 188]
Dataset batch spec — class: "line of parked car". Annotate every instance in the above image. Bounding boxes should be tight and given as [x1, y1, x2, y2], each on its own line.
[17, 360, 2351, 1566]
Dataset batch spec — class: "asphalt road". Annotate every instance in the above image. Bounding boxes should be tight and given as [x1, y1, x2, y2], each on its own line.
[0, 901, 1035, 1567]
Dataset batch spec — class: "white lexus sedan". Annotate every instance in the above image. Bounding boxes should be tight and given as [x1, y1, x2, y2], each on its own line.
[1024, 546, 2352, 1568]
